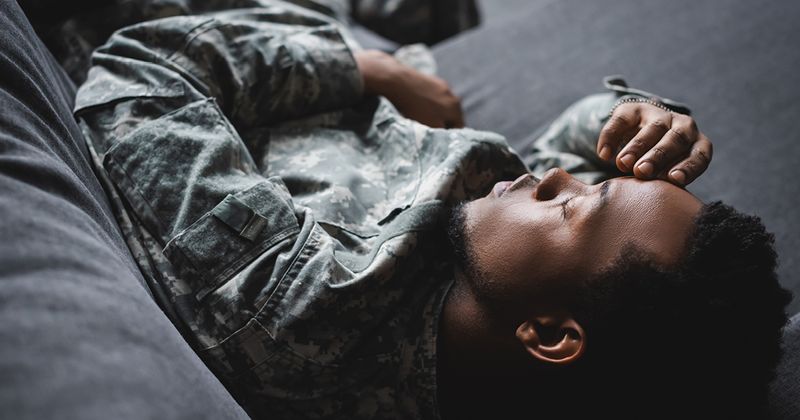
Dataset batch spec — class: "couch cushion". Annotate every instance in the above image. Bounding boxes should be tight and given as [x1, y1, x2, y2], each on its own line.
[0, 1, 249, 418]
[769, 313, 800, 419]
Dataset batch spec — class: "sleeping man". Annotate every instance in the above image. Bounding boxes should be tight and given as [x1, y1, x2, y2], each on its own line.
[72, 2, 790, 419]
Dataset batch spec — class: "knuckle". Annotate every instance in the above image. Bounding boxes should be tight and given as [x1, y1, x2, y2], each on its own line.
[649, 119, 668, 130]
[671, 128, 693, 147]
[694, 149, 711, 165]
[610, 113, 632, 127]
[601, 121, 622, 137]
[650, 146, 668, 160]
[615, 103, 637, 114]
[688, 117, 699, 133]
[629, 137, 647, 150]
[673, 113, 689, 123]
[669, 126, 685, 138]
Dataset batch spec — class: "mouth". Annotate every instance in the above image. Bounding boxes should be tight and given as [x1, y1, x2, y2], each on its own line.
[493, 173, 539, 197]
[492, 181, 514, 197]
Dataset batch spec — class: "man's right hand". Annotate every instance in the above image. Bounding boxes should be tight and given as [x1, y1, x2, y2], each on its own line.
[597, 100, 713, 187]
[355, 50, 465, 129]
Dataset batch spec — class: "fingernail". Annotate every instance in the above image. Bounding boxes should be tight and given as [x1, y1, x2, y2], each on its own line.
[599, 145, 612, 160]
[638, 161, 654, 178]
[620, 154, 636, 170]
[670, 170, 686, 185]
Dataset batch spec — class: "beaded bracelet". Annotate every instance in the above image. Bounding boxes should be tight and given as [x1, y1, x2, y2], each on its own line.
[607, 96, 674, 118]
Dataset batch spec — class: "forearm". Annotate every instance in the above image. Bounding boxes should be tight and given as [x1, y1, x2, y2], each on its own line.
[353, 49, 464, 128]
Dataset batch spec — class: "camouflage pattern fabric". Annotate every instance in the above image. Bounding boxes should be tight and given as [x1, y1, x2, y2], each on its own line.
[523, 92, 623, 185]
[74, 3, 524, 419]
[35, 0, 478, 85]
[72, 1, 684, 417]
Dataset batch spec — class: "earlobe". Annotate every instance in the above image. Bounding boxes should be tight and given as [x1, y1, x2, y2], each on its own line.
[515, 315, 586, 365]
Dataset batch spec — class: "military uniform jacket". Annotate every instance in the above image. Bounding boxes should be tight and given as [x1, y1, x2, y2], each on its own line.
[71, 0, 673, 416]
[73, 2, 527, 419]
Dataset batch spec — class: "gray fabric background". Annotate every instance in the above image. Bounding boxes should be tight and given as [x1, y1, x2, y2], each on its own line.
[0, 1, 249, 418]
[1, 0, 797, 418]
[436, 0, 800, 314]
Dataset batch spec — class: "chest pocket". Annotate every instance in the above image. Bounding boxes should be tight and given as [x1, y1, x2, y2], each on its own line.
[83, 97, 302, 306]
[163, 180, 300, 301]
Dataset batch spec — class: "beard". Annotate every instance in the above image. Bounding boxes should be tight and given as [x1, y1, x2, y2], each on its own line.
[447, 202, 517, 314]
[447, 202, 489, 291]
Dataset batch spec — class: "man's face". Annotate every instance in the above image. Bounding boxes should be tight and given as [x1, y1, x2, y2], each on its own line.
[450, 168, 703, 312]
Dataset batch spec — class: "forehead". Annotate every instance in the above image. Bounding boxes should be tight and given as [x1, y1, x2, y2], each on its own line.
[600, 177, 702, 265]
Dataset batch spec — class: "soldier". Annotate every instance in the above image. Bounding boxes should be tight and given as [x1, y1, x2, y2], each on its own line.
[72, 2, 789, 419]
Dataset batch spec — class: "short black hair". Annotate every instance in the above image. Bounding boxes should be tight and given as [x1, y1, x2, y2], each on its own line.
[562, 201, 792, 418]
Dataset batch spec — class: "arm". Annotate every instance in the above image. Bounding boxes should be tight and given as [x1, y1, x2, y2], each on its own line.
[75, 5, 364, 244]
[525, 93, 623, 184]
[77, 6, 364, 132]
[355, 49, 464, 128]
[526, 84, 711, 186]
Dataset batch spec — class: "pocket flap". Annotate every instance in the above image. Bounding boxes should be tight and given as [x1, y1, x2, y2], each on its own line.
[164, 181, 300, 301]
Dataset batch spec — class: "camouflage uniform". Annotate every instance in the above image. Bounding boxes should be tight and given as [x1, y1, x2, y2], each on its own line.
[73, 2, 686, 418]
[74, 3, 520, 419]
[34, 0, 478, 85]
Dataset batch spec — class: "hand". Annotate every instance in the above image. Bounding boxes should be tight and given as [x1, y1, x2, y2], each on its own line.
[596, 100, 713, 186]
[354, 50, 464, 128]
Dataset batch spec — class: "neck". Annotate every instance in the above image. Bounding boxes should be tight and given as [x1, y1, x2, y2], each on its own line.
[436, 270, 536, 419]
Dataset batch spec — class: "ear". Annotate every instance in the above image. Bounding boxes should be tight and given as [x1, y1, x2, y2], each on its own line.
[515, 314, 586, 365]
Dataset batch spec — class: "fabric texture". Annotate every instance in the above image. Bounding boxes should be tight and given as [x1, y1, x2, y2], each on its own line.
[769, 313, 800, 419]
[0, 1, 249, 418]
[73, 4, 525, 418]
[22, 0, 478, 85]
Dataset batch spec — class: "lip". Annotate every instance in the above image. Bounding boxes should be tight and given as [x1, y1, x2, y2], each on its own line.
[492, 181, 514, 197]
[493, 173, 537, 197]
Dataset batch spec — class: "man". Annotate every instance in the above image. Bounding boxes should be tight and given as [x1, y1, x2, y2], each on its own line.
[72, 2, 790, 419]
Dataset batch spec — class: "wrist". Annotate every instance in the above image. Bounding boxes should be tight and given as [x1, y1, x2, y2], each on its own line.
[354, 50, 404, 97]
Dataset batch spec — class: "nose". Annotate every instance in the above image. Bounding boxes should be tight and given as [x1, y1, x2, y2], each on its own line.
[533, 168, 582, 201]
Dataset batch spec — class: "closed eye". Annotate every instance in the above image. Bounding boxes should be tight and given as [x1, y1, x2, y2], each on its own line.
[559, 197, 573, 220]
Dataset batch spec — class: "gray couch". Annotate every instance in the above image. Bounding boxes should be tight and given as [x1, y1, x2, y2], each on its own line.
[0, 0, 796, 418]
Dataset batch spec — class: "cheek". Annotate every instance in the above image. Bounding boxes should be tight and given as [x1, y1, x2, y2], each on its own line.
[470, 202, 569, 287]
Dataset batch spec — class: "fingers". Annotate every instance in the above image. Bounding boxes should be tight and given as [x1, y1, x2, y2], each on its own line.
[615, 114, 671, 172]
[629, 113, 697, 178]
[601, 101, 711, 186]
[597, 104, 641, 161]
[666, 133, 713, 186]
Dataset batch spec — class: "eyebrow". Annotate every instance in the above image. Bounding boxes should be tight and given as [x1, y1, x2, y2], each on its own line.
[595, 180, 611, 213]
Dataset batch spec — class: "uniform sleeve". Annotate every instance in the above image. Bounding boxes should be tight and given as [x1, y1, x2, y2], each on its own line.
[523, 92, 623, 185]
[73, 5, 364, 248]
[76, 5, 363, 131]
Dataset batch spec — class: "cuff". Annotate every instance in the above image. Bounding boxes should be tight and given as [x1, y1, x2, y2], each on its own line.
[603, 75, 692, 115]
